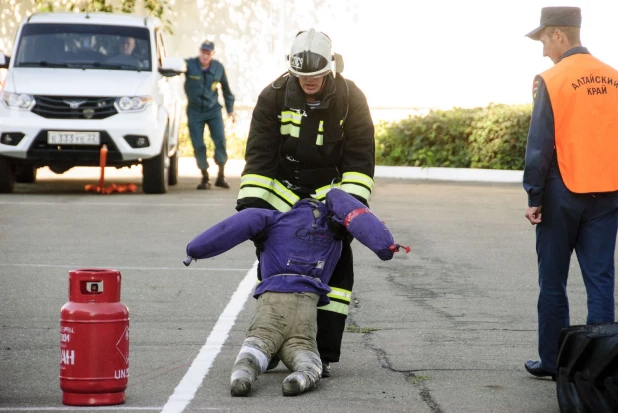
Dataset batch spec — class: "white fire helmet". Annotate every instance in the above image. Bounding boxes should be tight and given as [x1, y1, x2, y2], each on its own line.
[287, 29, 333, 77]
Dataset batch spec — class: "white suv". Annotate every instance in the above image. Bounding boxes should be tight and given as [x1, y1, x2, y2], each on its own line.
[0, 12, 186, 193]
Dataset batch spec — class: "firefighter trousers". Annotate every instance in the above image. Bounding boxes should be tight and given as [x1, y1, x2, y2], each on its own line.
[316, 237, 354, 363]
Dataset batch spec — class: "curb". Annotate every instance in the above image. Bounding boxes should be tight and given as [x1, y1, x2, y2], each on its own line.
[180, 158, 524, 184]
[374, 165, 523, 183]
[36, 157, 524, 184]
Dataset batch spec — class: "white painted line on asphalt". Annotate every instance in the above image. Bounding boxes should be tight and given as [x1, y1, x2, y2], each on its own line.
[0, 408, 163, 411]
[161, 261, 258, 413]
[0, 406, 229, 411]
[0, 264, 250, 271]
[0, 201, 229, 207]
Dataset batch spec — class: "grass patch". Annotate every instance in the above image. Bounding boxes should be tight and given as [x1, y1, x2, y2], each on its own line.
[406, 374, 429, 386]
[346, 325, 379, 334]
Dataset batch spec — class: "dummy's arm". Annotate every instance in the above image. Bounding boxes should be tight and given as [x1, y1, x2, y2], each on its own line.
[184, 209, 279, 265]
[326, 188, 409, 261]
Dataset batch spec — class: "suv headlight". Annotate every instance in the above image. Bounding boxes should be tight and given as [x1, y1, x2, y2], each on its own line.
[115, 96, 152, 112]
[1, 92, 35, 110]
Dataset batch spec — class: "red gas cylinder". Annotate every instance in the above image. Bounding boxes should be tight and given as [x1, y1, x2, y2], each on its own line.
[60, 269, 129, 406]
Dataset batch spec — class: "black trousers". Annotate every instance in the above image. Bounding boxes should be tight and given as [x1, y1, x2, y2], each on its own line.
[255, 237, 354, 363]
[316, 238, 354, 363]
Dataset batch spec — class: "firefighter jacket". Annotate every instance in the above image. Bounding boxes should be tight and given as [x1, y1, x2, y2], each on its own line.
[184, 57, 235, 114]
[524, 47, 618, 205]
[186, 189, 403, 306]
[236, 73, 375, 212]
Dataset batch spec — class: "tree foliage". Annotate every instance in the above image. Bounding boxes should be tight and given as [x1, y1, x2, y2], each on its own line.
[34, 0, 173, 32]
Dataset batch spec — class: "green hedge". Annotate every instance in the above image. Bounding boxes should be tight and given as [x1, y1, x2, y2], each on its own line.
[178, 103, 532, 170]
[375, 103, 532, 170]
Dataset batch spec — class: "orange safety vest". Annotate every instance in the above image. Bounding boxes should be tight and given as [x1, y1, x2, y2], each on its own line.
[540, 53, 618, 193]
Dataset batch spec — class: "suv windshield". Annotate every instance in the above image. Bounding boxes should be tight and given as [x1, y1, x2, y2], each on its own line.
[14, 23, 151, 71]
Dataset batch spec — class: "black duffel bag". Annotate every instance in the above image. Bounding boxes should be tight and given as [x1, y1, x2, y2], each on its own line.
[556, 322, 618, 413]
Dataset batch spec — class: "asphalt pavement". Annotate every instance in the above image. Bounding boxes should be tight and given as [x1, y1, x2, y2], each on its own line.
[0, 160, 599, 413]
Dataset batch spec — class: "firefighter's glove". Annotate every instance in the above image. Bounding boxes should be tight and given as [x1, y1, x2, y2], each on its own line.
[328, 218, 354, 242]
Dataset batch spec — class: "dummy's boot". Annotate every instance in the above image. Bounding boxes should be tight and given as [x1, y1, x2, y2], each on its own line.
[197, 169, 211, 190]
[230, 370, 253, 397]
[214, 162, 229, 189]
[281, 351, 322, 396]
[230, 346, 268, 397]
[282, 371, 319, 396]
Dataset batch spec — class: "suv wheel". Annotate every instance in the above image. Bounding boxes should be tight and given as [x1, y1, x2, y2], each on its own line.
[15, 165, 37, 183]
[142, 139, 168, 194]
[0, 157, 15, 193]
[168, 149, 179, 186]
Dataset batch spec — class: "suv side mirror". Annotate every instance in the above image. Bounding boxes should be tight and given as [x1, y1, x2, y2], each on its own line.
[0, 54, 10, 69]
[159, 56, 186, 77]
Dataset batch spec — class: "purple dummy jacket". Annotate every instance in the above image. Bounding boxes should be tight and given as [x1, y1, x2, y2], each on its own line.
[185, 188, 404, 306]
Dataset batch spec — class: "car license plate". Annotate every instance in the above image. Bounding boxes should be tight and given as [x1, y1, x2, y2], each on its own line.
[47, 131, 100, 145]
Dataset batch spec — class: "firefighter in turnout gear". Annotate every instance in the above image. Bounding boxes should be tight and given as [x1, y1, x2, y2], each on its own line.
[236, 29, 376, 377]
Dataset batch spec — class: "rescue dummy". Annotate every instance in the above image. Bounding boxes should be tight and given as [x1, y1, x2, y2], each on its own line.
[184, 188, 409, 396]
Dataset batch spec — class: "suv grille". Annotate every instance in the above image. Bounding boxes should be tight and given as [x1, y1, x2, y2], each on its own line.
[32, 96, 118, 120]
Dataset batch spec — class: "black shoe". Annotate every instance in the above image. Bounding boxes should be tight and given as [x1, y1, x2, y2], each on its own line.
[196, 179, 211, 190]
[215, 176, 230, 189]
[197, 169, 210, 190]
[321, 361, 331, 378]
[524, 360, 556, 380]
[267, 356, 280, 371]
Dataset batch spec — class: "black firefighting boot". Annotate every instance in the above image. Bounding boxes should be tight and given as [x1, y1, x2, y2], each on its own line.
[214, 162, 229, 189]
[321, 360, 332, 378]
[197, 169, 211, 190]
